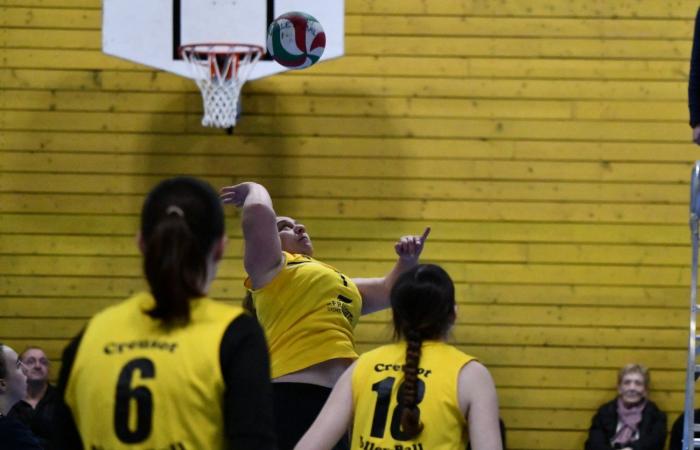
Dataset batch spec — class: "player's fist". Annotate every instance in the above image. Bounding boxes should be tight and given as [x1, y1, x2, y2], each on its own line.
[220, 182, 255, 207]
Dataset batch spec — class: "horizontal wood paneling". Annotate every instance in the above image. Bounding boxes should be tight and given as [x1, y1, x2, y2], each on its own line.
[2, 131, 698, 161]
[3, 284, 688, 308]
[0, 194, 689, 224]
[2, 90, 690, 122]
[1, 65, 691, 98]
[0, 153, 693, 182]
[345, 16, 695, 39]
[345, 0, 698, 19]
[0, 256, 692, 286]
[0, 235, 689, 266]
[0, 173, 690, 204]
[2, 214, 687, 245]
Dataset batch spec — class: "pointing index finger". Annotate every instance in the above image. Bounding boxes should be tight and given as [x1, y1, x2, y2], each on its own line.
[420, 227, 431, 242]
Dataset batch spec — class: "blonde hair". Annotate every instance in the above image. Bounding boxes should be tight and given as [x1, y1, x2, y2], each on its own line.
[617, 363, 650, 388]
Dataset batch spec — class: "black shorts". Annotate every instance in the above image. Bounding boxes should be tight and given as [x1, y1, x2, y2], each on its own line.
[273, 382, 350, 450]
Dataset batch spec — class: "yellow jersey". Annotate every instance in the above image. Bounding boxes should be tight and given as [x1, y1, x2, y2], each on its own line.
[351, 341, 476, 450]
[245, 252, 363, 378]
[64, 292, 244, 450]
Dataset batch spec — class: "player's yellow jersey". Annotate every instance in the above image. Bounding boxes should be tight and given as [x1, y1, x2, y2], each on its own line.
[245, 251, 362, 378]
[351, 341, 476, 450]
[64, 292, 244, 450]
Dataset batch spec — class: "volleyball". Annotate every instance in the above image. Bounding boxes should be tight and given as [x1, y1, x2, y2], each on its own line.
[266, 12, 325, 69]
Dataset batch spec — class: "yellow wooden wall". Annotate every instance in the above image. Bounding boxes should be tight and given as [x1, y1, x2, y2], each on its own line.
[2, 0, 700, 448]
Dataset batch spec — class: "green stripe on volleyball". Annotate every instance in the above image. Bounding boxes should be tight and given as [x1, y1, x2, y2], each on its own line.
[267, 11, 326, 69]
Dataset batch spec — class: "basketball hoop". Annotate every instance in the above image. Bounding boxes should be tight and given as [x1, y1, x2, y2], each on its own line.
[180, 43, 264, 129]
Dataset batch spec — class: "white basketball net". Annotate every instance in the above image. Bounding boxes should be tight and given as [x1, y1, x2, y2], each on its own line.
[180, 43, 263, 128]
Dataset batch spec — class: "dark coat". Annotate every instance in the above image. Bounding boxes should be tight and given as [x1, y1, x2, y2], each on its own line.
[690, 7, 700, 127]
[584, 399, 666, 450]
[0, 415, 43, 450]
[8, 384, 59, 449]
[669, 409, 700, 450]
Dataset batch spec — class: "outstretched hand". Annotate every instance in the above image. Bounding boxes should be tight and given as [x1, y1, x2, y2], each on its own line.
[220, 183, 253, 207]
[395, 227, 430, 264]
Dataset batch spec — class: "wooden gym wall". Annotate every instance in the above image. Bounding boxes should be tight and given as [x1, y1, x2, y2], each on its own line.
[1, 0, 699, 448]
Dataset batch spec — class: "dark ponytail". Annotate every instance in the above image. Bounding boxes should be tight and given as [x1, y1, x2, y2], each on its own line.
[141, 177, 224, 327]
[390, 264, 456, 439]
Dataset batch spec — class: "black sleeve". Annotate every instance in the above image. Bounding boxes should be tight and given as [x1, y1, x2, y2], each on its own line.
[669, 412, 684, 450]
[631, 406, 666, 450]
[584, 406, 614, 450]
[690, 7, 700, 127]
[0, 417, 44, 450]
[52, 332, 84, 450]
[220, 313, 277, 450]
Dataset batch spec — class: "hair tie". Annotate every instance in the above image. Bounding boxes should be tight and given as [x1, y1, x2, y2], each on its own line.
[166, 205, 185, 218]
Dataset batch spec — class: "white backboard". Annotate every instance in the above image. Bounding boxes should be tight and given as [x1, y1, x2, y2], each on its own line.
[103, 0, 344, 80]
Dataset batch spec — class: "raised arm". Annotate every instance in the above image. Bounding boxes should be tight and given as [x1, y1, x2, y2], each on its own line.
[294, 362, 356, 450]
[220, 182, 284, 288]
[354, 227, 430, 315]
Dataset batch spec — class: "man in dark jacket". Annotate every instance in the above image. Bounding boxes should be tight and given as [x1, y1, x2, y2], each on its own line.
[9, 347, 59, 449]
[585, 364, 666, 450]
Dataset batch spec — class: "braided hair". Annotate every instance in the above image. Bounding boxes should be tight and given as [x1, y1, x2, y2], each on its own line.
[390, 264, 456, 439]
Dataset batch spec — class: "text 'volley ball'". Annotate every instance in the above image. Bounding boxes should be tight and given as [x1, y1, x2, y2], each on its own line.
[267, 12, 325, 69]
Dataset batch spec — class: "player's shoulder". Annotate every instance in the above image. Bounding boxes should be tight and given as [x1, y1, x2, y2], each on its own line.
[89, 292, 147, 322]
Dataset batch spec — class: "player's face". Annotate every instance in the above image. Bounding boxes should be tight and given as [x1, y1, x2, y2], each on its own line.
[21, 348, 49, 383]
[1, 346, 28, 405]
[277, 216, 313, 256]
[617, 372, 647, 406]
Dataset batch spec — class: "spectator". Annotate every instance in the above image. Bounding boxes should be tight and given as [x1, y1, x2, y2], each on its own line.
[8, 347, 58, 449]
[689, 7, 700, 144]
[585, 364, 666, 450]
[0, 342, 42, 449]
[669, 409, 700, 450]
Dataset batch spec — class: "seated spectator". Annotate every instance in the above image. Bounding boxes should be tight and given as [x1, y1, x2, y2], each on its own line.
[0, 342, 42, 449]
[669, 409, 700, 450]
[585, 364, 666, 450]
[8, 347, 58, 449]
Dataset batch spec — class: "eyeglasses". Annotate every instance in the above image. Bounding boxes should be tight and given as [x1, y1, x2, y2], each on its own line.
[15, 359, 28, 374]
[23, 357, 49, 367]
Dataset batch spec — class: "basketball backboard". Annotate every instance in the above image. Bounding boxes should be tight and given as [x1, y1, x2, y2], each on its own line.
[102, 0, 344, 80]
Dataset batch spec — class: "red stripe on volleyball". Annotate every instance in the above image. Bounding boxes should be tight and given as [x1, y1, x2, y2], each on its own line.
[310, 32, 326, 51]
[285, 14, 308, 52]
